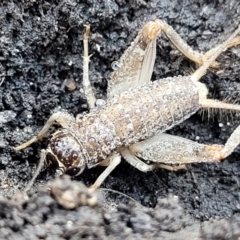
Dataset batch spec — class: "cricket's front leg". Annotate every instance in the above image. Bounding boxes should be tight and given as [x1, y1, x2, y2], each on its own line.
[89, 153, 121, 190]
[121, 129, 240, 169]
[15, 111, 74, 150]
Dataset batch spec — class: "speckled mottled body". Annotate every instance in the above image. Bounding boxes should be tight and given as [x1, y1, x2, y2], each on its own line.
[15, 20, 240, 191]
[52, 76, 199, 168]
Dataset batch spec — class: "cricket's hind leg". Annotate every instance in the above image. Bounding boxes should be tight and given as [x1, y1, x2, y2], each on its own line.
[160, 23, 240, 113]
[119, 134, 192, 173]
[120, 128, 240, 171]
[15, 111, 74, 150]
[201, 35, 240, 68]
[191, 24, 240, 82]
[157, 19, 240, 68]
[188, 25, 240, 112]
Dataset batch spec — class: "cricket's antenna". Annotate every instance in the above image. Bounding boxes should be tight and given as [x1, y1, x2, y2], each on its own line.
[24, 149, 46, 193]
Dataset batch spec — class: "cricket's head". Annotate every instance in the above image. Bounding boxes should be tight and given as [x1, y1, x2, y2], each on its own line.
[46, 129, 86, 176]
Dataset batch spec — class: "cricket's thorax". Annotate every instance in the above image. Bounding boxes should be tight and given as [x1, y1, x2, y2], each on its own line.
[49, 75, 199, 168]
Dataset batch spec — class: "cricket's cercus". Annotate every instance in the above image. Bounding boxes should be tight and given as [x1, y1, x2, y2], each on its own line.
[15, 20, 240, 192]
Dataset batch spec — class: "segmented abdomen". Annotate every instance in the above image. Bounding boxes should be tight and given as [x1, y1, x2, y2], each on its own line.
[71, 76, 199, 167]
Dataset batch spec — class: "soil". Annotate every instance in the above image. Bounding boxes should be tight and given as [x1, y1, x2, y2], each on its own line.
[0, 0, 240, 239]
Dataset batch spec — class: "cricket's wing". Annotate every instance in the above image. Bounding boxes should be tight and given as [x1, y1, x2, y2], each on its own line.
[107, 20, 161, 98]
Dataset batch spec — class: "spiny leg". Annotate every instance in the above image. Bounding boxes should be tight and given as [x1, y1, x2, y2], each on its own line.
[157, 19, 240, 68]
[157, 20, 211, 67]
[125, 134, 199, 170]
[130, 134, 198, 169]
[188, 25, 240, 112]
[200, 99, 240, 112]
[15, 111, 74, 150]
[107, 20, 239, 98]
[89, 153, 121, 190]
[202, 36, 240, 66]
[191, 24, 240, 82]
[107, 20, 240, 98]
[82, 25, 96, 109]
[125, 131, 240, 167]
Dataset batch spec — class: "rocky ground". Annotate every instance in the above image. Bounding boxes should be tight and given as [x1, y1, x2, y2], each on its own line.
[0, 0, 240, 239]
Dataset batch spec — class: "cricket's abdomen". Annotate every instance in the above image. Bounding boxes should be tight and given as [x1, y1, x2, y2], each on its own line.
[72, 76, 199, 167]
[108, 76, 199, 144]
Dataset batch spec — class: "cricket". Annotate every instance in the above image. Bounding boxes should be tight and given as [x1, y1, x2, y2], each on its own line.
[15, 20, 240, 192]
